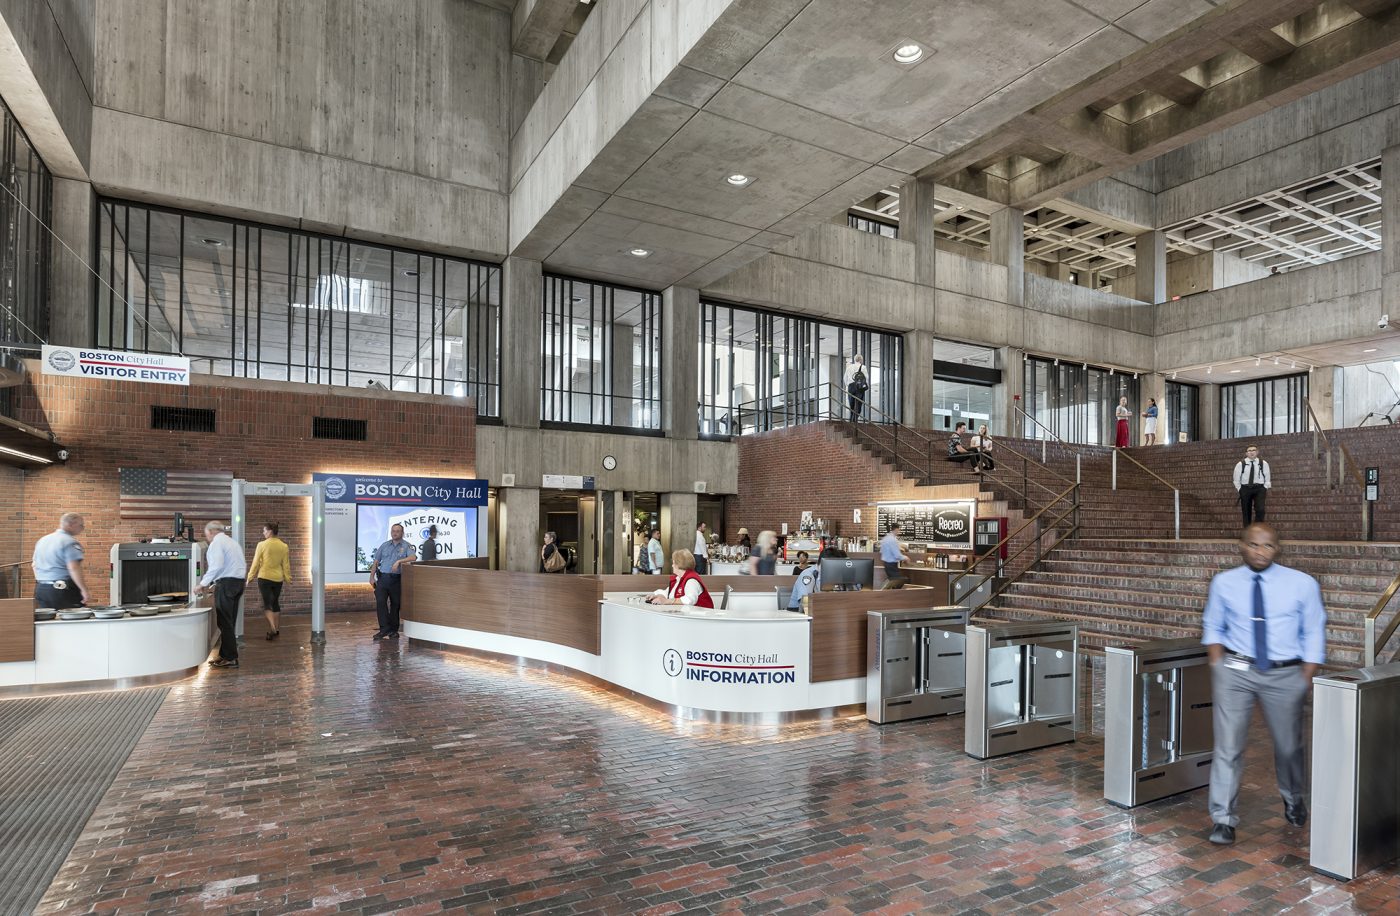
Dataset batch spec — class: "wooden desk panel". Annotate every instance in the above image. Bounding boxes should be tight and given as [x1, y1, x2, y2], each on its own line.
[0, 597, 34, 663]
[403, 566, 602, 654]
[808, 589, 941, 682]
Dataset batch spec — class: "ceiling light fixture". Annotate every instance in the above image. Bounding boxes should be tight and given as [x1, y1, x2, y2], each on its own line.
[1132, 372, 1138, 380]
[1255, 357, 1261, 366]
[726, 173, 752, 187]
[1170, 372, 1177, 380]
[402, 269, 418, 278]
[1053, 358, 1059, 366]
[1364, 348, 1379, 353]
[1230, 369, 1242, 374]
[0, 444, 52, 464]
[893, 42, 925, 65]
[1207, 366, 1212, 374]
[1290, 361, 1296, 369]
[629, 248, 652, 258]
[201, 237, 225, 247]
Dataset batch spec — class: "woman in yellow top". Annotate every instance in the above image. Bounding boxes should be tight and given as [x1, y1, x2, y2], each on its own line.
[247, 521, 291, 640]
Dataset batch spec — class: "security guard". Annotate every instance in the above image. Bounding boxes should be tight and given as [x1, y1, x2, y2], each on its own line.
[32, 513, 91, 608]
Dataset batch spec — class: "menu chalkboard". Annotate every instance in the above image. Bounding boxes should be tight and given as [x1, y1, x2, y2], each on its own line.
[877, 501, 975, 549]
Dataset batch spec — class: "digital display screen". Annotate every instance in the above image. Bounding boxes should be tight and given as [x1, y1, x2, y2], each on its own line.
[355, 504, 478, 572]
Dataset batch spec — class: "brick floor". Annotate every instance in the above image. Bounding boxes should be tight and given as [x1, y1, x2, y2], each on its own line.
[31, 612, 1400, 915]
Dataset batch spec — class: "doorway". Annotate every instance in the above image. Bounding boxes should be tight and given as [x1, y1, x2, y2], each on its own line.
[539, 490, 599, 573]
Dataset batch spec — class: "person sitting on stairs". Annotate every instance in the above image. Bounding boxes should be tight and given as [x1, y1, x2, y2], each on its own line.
[947, 421, 978, 471]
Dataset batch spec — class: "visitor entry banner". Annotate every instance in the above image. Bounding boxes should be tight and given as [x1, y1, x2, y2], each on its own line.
[42, 346, 190, 386]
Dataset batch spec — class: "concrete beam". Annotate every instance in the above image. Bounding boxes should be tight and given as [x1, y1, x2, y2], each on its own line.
[0, 0, 92, 178]
[512, 0, 579, 62]
[1134, 230, 1166, 306]
[990, 208, 1024, 308]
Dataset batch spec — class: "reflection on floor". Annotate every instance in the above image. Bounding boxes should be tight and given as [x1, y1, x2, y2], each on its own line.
[33, 613, 1400, 914]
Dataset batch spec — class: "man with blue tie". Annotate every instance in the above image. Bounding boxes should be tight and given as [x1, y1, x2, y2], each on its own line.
[1202, 523, 1326, 846]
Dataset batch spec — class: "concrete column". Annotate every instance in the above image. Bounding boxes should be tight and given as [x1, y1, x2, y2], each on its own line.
[1141, 373, 1167, 445]
[1198, 384, 1221, 441]
[1309, 365, 1337, 430]
[990, 208, 1025, 307]
[1052, 259, 1073, 283]
[660, 492, 697, 565]
[611, 321, 635, 427]
[663, 285, 699, 440]
[901, 329, 934, 429]
[899, 176, 938, 288]
[49, 177, 92, 347]
[996, 347, 1025, 437]
[1384, 145, 1400, 304]
[601, 490, 631, 574]
[499, 486, 541, 572]
[1134, 230, 1167, 305]
[502, 257, 542, 429]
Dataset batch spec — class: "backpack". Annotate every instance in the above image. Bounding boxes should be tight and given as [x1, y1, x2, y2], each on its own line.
[543, 545, 566, 572]
[852, 368, 868, 392]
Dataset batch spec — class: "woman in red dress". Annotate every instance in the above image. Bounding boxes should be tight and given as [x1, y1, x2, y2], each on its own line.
[1114, 396, 1131, 448]
[647, 549, 715, 608]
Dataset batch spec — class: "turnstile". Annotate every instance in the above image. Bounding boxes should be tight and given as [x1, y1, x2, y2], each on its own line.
[1103, 639, 1214, 807]
[866, 607, 969, 724]
[965, 621, 1078, 759]
[1310, 662, 1400, 881]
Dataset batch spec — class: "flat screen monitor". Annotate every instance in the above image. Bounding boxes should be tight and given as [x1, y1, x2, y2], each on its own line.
[820, 557, 874, 589]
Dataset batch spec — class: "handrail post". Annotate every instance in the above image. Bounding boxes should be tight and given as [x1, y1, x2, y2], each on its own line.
[1326, 448, 1333, 490]
[1111, 449, 1118, 490]
[1042, 437, 1047, 463]
[1366, 616, 1377, 667]
[1076, 454, 1081, 484]
[1174, 490, 1180, 541]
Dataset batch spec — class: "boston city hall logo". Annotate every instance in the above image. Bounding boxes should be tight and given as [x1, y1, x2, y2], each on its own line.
[47, 349, 76, 372]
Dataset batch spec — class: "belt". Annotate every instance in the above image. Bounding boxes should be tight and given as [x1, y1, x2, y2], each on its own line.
[1227, 650, 1301, 668]
[37, 579, 73, 586]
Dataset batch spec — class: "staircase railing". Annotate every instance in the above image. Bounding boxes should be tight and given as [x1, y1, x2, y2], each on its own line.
[1109, 447, 1181, 541]
[1364, 569, 1400, 666]
[1304, 400, 1368, 538]
[1014, 404, 1063, 465]
[948, 480, 1081, 609]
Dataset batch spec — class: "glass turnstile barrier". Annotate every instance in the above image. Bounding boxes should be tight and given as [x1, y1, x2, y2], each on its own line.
[964, 622, 1078, 759]
[1103, 639, 1214, 807]
[866, 608, 970, 724]
[1310, 662, 1400, 881]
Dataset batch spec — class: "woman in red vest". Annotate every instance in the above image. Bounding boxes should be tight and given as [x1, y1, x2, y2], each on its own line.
[646, 549, 715, 608]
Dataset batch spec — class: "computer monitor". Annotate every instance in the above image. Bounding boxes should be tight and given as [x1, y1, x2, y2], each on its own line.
[819, 557, 874, 590]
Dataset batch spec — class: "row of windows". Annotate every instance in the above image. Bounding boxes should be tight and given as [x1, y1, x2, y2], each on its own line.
[0, 98, 51, 348]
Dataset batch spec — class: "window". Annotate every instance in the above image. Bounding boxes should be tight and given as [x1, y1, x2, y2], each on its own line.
[847, 212, 899, 238]
[1220, 373, 1308, 438]
[1023, 357, 1140, 445]
[0, 97, 52, 346]
[94, 200, 502, 414]
[1165, 381, 1199, 443]
[933, 340, 1000, 431]
[541, 275, 661, 431]
[698, 299, 902, 436]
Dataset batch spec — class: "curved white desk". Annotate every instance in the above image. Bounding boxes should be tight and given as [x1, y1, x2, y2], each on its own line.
[0, 606, 211, 692]
[405, 592, 866, 719]
[708, 561, 800, 577]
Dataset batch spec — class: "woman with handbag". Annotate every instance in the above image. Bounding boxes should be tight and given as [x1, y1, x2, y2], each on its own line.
[540, 531, 567, 573]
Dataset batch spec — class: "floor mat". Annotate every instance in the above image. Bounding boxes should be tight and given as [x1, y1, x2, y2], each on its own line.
[0, 688, 167, 916]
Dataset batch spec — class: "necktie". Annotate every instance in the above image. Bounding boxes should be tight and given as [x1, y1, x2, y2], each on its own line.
[1252, 573, 1271, 671]
[1247, 461, 1255, 485]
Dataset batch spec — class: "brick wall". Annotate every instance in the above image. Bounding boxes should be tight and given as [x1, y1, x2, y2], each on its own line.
[10, 368, 475, 611]
[730, 424, 981, 542]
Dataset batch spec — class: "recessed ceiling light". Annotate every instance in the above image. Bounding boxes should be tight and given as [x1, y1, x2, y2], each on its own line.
[201, 237, 225, 247]
[570, 296, 584, 304]
[726, 174, 752, 186]
[402, 269, 418, 278]
[893, 43, 924, 65]
[629, 248, 652, 258]
[1364, 348, 1379, 353]
[1229, 369, 1242, 373]
[956, 205, 965, 211]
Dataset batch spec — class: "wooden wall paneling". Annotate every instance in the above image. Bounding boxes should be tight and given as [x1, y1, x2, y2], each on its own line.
[0, 597, 35, 663]
[808, 588, 944, 682]
[403, 566, 602, 655]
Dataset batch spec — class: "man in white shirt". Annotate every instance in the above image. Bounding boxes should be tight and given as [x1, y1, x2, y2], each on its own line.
[647, 528, 664, 575]
[693, 522, 709, 575]
[196, 520, 248, 669]
[1232, 445, 1272, 529]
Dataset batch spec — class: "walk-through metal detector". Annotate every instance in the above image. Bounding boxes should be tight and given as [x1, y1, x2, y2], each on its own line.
[230, 480, 327, 644]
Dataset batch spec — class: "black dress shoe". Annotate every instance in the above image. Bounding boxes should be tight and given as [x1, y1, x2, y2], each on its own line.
[387, 631, 400, 639]
[1285, 801, 1308, 827]
[372, 631, 386, 641]
[210, 658, 239, 669]
[1209, 824, 1235, 845]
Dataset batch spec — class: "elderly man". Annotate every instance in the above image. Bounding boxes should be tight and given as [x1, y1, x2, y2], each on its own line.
[32, 513, 91, 609]
[196, 520, 247, 669]
[1202, 522, 1326, 846]
[369, 523, 415, 640]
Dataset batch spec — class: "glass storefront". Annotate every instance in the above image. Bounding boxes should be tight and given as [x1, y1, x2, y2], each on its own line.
[933, 340, 999, 432]
[1023, 357, 1140, 445]
[0, 97, 52, 346]
[94, 200, 502, 412]
[1220, 373, 1308, 438]
[541, 275, 662, 431]
[698, 299, 902, 437]
[1165, 380, 1199, 443]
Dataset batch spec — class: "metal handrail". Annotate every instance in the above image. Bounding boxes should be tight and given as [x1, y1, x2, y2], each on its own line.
[1365, 569, 1400, 666]
[1110, 445, 1181, 540]
[949, 481, 1080, 593]
[953, 496, 1082, 611]
[1014, 403, 1063, 443]
[1304, 399, 1367, 538]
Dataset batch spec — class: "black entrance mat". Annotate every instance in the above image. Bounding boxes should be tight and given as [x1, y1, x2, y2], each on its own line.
[0, 688, 167, 916]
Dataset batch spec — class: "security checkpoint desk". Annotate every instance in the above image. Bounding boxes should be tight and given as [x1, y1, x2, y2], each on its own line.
[401, 567, 938, 720]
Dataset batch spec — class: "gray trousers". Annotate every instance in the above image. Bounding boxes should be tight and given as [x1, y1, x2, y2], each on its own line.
[1208, 661, 1309, 826]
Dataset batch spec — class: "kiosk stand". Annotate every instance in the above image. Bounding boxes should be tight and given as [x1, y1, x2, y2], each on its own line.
[230, 480, 328, 644]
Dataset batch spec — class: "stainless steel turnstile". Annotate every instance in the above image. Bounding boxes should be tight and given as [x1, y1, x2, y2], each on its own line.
[965, 621, 1078, 759]
[1103, 639, 1214, 807]
[866, 607, 970, 724]
[1310, 662, 1400, 881]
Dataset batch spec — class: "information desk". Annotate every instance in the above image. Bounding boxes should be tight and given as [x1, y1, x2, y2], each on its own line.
[0, 605, 211, 692]
[402, 566, 939, 720]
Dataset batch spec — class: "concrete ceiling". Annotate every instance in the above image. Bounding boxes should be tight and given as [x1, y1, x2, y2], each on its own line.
[515, 0, 1227, 290]
[1167, 331, 1400, 382]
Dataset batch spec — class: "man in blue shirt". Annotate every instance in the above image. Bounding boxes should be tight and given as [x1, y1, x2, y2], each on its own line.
[1202, 522, 1326, 846]
[196, 521, 248, 669]
[370, 524, 416, 640]
[879, 523, 909, 585]
[31, 513, 91, 609]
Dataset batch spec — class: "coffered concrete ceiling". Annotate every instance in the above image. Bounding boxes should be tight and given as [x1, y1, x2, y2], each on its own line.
[511, 0, 1226, 290]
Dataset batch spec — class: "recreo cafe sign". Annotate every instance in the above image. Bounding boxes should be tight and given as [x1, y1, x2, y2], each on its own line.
[42, 346, 190, 387]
